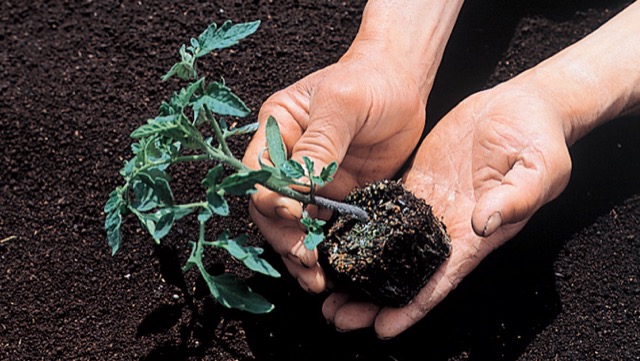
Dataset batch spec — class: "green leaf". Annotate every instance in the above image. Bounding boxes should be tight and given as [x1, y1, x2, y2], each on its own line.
[320, 161, 338, 183]
[134, 206, 192, 242]
[130, 115, 181, 139]
[280, 159, 305, 179]
[303, 230, 324, 250]
[162, 45, 196, 81]
[205, 273, 275, 314]
[265, 116, 287, 169]
[213, 232, 281, 278]
[192, 81, 250, 117]
[104, 188, 123, 213]
[219, 170, 270, 195]
[106, 209, 122, 255]
[223, 121, 259, 138]
[301, 211, 326, 250]
[162, 61, 195, 82]
[202, 165, 224, 189]
[172, 78, 205, 109]
[303, 156, 315, 177]
[197, 20, 261, 57]
[206, 191, 229, 216]
[137, 169, 174, 206]
[105, 189, 124, 255]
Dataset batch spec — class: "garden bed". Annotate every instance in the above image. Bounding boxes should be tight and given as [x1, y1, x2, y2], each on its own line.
[1, 0, 638, 360]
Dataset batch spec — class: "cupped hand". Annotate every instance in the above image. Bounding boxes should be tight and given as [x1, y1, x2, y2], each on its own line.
[242, 50, 427, 294]
[323, 81, 574, 338]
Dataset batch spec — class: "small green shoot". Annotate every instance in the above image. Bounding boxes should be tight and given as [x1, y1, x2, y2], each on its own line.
[104, 20, 367, 314]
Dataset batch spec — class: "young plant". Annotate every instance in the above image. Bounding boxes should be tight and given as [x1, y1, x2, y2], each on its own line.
[104, 20, 367, 314]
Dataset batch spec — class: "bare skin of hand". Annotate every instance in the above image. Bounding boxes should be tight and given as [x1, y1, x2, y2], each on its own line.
[323, 81, 573, 338]
[242, 52, 426, 293]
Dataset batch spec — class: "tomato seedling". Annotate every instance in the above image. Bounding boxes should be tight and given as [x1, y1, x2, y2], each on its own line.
[104, 20, 367, 313]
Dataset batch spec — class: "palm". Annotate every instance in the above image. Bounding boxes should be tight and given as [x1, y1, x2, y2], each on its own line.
[326, 86, 573, 338]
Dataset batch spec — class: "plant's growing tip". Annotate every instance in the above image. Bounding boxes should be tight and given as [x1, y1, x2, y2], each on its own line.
[104, 19, 367, 314]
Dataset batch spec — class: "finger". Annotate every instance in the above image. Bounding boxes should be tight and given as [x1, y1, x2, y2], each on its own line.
[322, 293, 351, 322]
[332, 301, 381, 332]
[471, 152, 570, 237]
[249, 202, 318, 268]
[373, 265, 454, 338]
[282, 256, 326, 294]
[250, 185, 304, 221]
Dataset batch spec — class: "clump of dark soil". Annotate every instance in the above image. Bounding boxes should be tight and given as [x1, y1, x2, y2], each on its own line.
[322, 180, 451, 307]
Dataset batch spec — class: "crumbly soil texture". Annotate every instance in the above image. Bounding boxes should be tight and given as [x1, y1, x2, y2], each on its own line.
[323, 180, 451, 307]
[1, 1, 639, 360]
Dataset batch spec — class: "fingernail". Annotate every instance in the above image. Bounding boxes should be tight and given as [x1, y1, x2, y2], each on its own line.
[377, 334, 394, 341]
[335, 327, 349, 333]
[483, 211, 502, 237]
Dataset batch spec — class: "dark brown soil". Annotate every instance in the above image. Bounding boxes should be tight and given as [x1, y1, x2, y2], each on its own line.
[323, 180, 451, 307]
[1, 1, 638, 360]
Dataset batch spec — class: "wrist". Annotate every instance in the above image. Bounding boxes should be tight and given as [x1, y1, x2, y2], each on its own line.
[343, 0, 464, 102]
[517, 2, 640, 145]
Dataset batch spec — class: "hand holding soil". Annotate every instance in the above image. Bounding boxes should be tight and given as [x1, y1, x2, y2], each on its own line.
[243, 49, 429, 293]
[324, 1, 640, 338]
[247, 0, 640, 339]
[243, 0, 463, 297]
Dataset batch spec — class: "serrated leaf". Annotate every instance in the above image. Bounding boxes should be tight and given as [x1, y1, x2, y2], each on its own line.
[104, 188, 123, 213]
[136, 169, 174, 206]
[162, 45, 196, 81]
[202, 165, 225, 190]
[280, 159, 305, 179]
[172, 77, 205, 109]
[303, 156, 314, 176]
[265, 116, 287, 169]
[105, 189, 125, 255]
[134, 206, 192, 242]
[106, 210, 122, 255]
[320, 161, 338, 182]
[301, 212, 326, 250]
[197, 20, 260, 57]
[162, 61, 195, 82]
[303, 230, 324, 250]
[130, 115, 181, 139]
[213, 233, 281, 278]
[206, 191, 229, 216]
[205, 273, 274, 314]
[219, 170, 270, 195]
[192, 82, 250, 117]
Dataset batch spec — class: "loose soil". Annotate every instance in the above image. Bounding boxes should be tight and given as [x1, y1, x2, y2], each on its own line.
[323, 180, 451, 307]
[1, 1, 638, 360]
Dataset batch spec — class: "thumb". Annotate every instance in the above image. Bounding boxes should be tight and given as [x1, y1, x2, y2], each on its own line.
[289, 103, 361, 201]
[471, 155, 571, 237]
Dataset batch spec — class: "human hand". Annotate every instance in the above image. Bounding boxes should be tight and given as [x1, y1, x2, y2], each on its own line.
[242, 51, 427, 293]
[324, 0, 640, 338]
[323, 81, 573, 338]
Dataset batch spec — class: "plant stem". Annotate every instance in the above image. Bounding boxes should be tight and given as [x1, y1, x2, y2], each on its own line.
[197, 134, 370, 221]
[204, 105, 232, 157]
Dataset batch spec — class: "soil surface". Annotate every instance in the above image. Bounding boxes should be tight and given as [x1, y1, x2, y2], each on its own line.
[1, 1, 638, 360]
